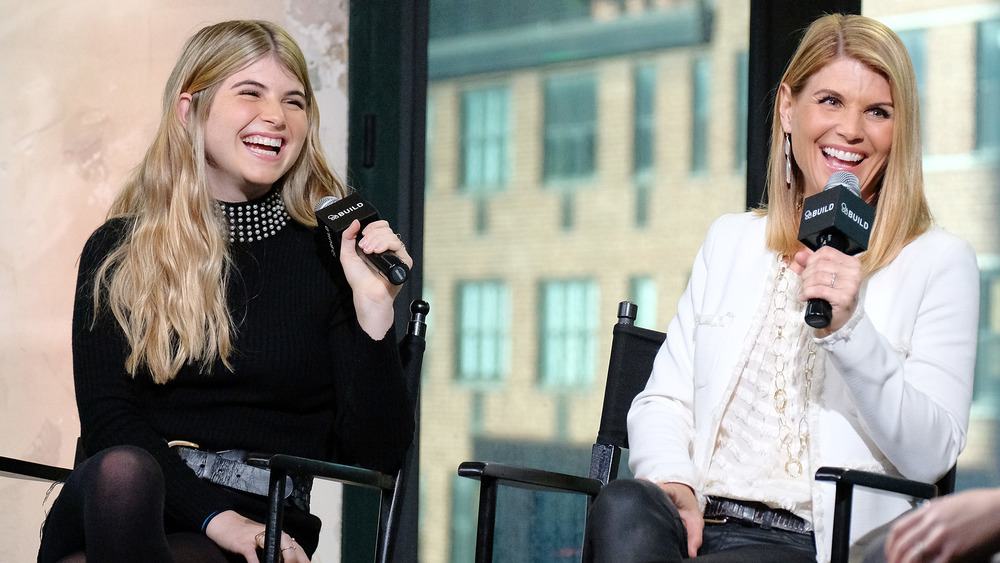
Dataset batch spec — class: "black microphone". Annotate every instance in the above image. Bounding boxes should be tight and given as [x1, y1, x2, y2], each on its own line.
[796, 171, 875, 329]
[315, 193, 409, 285]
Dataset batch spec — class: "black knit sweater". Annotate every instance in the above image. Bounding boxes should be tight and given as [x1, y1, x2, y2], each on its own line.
[71, 196, 415, 538]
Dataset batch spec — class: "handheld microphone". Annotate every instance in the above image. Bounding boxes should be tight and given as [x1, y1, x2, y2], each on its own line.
[315, 193, 409, 286]
[796, 171, 874, 329]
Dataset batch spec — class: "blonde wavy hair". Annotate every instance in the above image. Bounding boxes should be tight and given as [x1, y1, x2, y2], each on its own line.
[760, 13, 931, 275]
[94, 20, 345, 383]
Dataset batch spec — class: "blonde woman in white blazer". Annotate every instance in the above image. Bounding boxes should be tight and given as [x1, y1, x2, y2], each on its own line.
[583, 13, 979, 563]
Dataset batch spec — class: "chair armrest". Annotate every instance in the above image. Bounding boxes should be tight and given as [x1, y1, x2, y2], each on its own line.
[247, 453, 395, 491]
[0, 455, 73, 482]
[252, 453, 401, 563]
[817, 466, 940, 563]
[458, 461, 603, 497]
[815, 466, 938, 499]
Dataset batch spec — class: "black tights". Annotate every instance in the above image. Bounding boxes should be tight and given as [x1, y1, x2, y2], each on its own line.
[37, 445, 232, 563]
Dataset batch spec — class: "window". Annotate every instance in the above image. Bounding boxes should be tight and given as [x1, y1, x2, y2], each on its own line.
[691, 54, 712, 173]
[461, 86, 510, 191]
[734, 50, 749, 169]
[449, 475, 479, 563]
[538, 279, 599, 389]
[977, 19, 1000, 151]
[451, 439, 591, 562]
[896, 29, 927, 149]
[543, 73, 597, 181]
[424, 2, 743, 559]
[629, 276, 658, 329]
[975, 263, 1000, 413]
[456, 281, 510, 384]
[634, 64, 657, 228]
[634, 64, 656, 174]
[635, 175, 652, 228]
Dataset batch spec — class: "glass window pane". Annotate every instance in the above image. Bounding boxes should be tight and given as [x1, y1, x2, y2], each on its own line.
[425, 2, 748, 560]
[691, 54, 711, 174]
[544, 74, 597, 181]
[456, 281, 509, 384]
[634, 64, 656, 173]
[896, 29, 927, 148]
[539, 279, 598, 389]
[977, 19, 1000, 150]
[734, 50, 749, 169]
[461, 86, 509, 190]
[629, 276, 658, 329]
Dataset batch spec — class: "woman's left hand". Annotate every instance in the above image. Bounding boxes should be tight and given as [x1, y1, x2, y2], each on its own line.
[205, 510, 310, 563]
[793, 245, 861, 336]
[339, 219, 413, 339]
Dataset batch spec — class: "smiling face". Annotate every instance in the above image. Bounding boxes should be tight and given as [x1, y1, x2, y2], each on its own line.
[779, 57, 894, 201]
[181, 55, 309, 202]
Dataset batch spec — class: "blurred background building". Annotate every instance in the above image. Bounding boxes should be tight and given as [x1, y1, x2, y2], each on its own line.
[420, 0, 1000, 560]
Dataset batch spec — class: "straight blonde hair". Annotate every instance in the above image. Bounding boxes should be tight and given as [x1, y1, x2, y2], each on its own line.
[94, 21, 345, 383]
[761, 13, 931, 275]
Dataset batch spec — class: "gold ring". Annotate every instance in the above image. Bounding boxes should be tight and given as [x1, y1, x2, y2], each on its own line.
[255, 531, 266, 547]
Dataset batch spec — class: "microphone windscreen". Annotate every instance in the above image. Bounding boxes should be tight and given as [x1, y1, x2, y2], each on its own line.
[825, 171, 861, 197]
[315, 195, 339, 212]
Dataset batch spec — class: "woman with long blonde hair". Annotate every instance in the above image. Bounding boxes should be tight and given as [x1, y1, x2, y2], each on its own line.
[584, 14, 978, 563]
[38, 20, 415, 563]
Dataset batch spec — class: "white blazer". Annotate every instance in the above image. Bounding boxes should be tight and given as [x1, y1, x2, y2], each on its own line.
[627, 212, 979, 563]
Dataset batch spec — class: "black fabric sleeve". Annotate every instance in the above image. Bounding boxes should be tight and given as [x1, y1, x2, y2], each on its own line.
[71, 221, 236, 532]
[327, 312, 416, 474]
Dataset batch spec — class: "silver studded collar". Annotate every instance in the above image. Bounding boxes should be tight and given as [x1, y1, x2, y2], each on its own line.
[218, 189, 291, 243]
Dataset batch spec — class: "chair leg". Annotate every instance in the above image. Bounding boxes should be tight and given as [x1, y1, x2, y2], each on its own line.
[376, 482, 399, 563]
[830, 482, 854, 563]
[474, 477, 499, 563]
[265, 469, 289, 563]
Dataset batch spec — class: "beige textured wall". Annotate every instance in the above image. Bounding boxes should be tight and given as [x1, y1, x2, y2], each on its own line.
[0, 1, 349, 561]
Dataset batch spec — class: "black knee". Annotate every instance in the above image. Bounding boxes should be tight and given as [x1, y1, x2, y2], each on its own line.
[585, 479, 686, 563]
[39, 446, 169, 563]
[590, 479, 665, 529]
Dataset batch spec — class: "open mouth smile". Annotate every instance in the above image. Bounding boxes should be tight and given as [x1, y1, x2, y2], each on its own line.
[242, 134, 284, 156]
[822, 146, 864, 166]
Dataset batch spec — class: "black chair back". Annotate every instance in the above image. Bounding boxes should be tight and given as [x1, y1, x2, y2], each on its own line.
[590, 301, 666, 484]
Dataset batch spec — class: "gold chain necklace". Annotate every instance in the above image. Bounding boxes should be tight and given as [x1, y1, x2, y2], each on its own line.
[771, 257, 816, 478]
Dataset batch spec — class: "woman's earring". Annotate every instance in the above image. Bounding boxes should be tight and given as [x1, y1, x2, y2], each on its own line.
[784, 133, 792, 188]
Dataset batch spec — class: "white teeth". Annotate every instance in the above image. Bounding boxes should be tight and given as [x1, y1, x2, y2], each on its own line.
[823, 147, 862, 162]
[243, 135, 282, 148]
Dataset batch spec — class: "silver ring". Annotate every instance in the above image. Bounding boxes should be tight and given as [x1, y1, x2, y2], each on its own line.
[830, 272, 836, 288]
[914, 540, 926, 557]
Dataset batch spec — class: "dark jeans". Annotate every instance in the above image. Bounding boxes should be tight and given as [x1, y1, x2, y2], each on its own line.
[583, 479, 816, 563]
